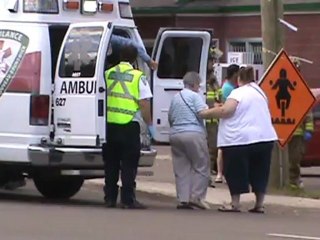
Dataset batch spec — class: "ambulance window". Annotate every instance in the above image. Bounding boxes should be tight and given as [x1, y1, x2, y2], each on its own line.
[24, 0, 59, 13]
[157, 37, 203, 79]
[59, 26, 103, 78]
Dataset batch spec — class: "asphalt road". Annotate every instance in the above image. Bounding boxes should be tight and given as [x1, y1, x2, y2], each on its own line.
[151, 145, 320, 193]
[0, 181, 319, 240]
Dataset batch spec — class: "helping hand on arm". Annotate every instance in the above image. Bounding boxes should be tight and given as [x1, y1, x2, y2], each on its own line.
[198, 99, 238, 119]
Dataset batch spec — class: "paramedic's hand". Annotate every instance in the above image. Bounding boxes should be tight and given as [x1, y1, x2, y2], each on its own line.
[147, 125, 155, 139]
[304, 131, 313, 141]
[148, 60, 158, 70]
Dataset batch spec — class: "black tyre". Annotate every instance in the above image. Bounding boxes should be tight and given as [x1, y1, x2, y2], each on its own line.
[33, 175, 84, 199]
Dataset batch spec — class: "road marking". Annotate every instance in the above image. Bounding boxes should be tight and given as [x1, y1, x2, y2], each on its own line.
[267, 233, 320, 240]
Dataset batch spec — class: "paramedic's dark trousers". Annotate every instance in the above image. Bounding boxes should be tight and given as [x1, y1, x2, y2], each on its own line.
[103, 122, 141, 205]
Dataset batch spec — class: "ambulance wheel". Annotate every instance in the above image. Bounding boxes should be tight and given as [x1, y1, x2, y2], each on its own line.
[33, 175, 84, 199]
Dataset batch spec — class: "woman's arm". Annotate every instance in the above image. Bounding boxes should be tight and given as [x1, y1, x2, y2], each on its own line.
[198, 99, 238, 119]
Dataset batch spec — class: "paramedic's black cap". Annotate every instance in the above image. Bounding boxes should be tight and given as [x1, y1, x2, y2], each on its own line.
[119, 44, 138, 63]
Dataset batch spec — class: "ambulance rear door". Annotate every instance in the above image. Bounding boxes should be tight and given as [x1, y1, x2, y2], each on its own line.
[53, 22, 111, 146]
[151, 28, 212, 143]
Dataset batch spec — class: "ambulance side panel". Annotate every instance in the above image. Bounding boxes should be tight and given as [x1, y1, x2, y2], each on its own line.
[0, 23, 51, 162]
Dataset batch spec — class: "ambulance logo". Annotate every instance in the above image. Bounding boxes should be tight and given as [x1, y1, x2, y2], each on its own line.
[0, 41, 11, 75]
[0, 30, 29, 98]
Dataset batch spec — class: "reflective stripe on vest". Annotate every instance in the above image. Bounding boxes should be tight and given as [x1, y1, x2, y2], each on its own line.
[206, 88, 222, 124]
[105, 63, 142, 124]
[206, 89, 222, 101]
[206, 119, 218, 124]
[207, 91, 215, 100]
[305, 121, 314, 132]
[294, 119, 314, 136]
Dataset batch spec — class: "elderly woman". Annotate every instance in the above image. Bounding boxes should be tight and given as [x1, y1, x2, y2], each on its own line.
[168, 72, 210, 210]
[200, 66, 278, 213]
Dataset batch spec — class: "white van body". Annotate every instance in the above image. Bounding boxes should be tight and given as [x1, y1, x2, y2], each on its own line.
[0, 0, 212, 199]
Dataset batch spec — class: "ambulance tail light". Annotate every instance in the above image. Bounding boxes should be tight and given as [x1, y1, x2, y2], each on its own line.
[63, 0, 80, 10]
[30, 95, 50, 126]
[99, 2, 113, 13]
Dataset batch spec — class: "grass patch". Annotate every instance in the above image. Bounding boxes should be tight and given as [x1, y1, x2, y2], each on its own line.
[269, 186, 320, 200]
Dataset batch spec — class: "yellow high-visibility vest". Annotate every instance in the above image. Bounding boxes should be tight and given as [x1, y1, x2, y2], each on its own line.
[105, 62, 142, 124]
[206, 88, 222, 124]
[294, 112, 314, 136]
[206, 88, 222, 101]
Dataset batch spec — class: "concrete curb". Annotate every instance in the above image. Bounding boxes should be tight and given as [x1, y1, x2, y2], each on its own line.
[154, 155, 171, 160]
[86, 179, 320, 209]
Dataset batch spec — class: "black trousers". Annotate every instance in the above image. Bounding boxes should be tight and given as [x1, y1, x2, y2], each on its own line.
[103, 122, 141, 204]
[222, 141, 274, 195]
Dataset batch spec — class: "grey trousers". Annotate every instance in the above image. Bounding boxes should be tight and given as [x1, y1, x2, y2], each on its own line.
[170, 132, 210, 203]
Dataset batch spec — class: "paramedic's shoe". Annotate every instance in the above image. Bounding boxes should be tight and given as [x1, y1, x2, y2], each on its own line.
[120, 200, 147, 209]
[105, 200, 117, 208]
[289, 180, 304, 190]
[299, 180, 304, 189]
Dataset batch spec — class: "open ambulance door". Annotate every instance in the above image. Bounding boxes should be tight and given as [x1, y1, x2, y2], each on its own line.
[53, 22, 112, 147]
[151, 28, 213, 143]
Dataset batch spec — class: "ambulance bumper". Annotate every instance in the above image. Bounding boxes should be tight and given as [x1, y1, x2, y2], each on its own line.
[28, 145, 157, 168]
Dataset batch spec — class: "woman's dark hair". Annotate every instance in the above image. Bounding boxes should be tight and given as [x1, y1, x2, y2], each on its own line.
[226, 64, 240, 79]
[239, 66, 255, 83]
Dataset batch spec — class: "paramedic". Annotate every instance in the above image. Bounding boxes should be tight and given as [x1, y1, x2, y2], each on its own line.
[288, 58, 314, 189]
[103, 44, 153, 209]
[205, 56, 222, 185]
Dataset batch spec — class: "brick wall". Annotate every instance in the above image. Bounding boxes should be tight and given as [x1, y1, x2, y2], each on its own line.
[135, 14, 320, 87]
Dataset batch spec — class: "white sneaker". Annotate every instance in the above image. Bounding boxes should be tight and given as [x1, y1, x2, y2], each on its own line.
[299, 180, 304, 189]
[190, 199, 211, 210]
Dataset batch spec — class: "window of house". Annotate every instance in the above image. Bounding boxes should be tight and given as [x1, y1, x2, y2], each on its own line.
[157, 37, 203, 79]
[228, 39, 263, 64]
[249, 42, 263, 65]
[59, 26, 103, 78]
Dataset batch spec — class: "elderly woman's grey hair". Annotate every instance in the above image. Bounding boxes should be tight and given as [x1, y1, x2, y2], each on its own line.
[183, 71, 201, 88]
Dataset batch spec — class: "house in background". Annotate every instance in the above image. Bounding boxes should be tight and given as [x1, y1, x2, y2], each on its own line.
[131, 0, 320, 87]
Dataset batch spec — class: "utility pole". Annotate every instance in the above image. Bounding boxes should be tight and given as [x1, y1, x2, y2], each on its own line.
[260, 0, 289, 188]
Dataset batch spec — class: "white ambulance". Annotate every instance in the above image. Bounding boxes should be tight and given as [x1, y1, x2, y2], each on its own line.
[0, 0, 213, 199]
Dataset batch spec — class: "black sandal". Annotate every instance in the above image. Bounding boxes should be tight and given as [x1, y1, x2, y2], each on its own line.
[218, 204, 241, 213]
[248, 206, 265, 214]
[177, 202, 193, 210]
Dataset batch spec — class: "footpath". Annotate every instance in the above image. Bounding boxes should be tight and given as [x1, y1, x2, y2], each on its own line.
[86, 154, 320, 209]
